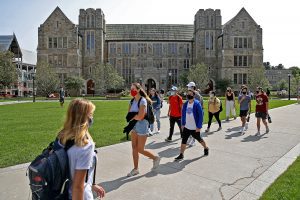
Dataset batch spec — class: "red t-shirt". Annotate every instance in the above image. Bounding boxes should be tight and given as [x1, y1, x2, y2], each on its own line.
[168, 95, 183, 117]
[256, 94, 269, 113]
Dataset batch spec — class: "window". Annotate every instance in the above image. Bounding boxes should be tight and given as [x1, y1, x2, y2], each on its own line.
[205, 32, 214, 50]
[109, 58, 116, 67]
[234, 74, 238, 84]
[58, 37, 62, 49]
[137, 59, 147, 68]
[234, 38, 238, 48]
[91, 15, 95, 27]
[48, 55, 53, 64]
[186, 44, 190, 55]
[153, 59, 163, 69]
[168, 43, 177, 55]
[243, 56, 247, 66]
[122, 58, 133, 85]
[138, 43, 147, 55]
[122, 43, 131, 55]
[239, 56, 243, 66]
[234, 37, 253, 49]
[243, 74, 247, 84]
[234, 56, 249, 67]
[168, 59, 177, 68]
[153, 43, 163, 56]
[243, 38, 248, 48]
[56, 21, 59, 28]
[86, 31, 95, 52]
[109, 43, 116, 54]
[63, 37, 68, 48]
[184, 59, 190, 69]
[248, 37, 253, 48]
[238, 38, 243, 48]
[168, 69, 178, 85]
[48, 38, 52, 48]
[53, 37, 57, 48]
[233, 73, 248, 84]
[234, 56, 238, 66]
[205, 32, 210, 50]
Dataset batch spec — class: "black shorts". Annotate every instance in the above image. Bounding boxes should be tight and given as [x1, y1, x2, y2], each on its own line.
[59, 98, 64, 103]
[240, 110, 248, 117]
[182, 128, 204, 144]
[255, 112, 267, 120]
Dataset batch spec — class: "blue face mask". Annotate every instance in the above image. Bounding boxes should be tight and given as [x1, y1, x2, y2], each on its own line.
[88, 117, 94, 127]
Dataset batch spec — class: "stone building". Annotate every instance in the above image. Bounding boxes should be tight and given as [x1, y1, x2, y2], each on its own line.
[37, 7, 263, 94]
[265, 69, 292, 89]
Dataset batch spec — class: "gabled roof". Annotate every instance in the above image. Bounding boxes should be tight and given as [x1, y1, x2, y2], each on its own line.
[106, 24, 194, 41]
[42, 6, 74, 25]
[223, 7, 259, 28]
[0, 34, 22, 58]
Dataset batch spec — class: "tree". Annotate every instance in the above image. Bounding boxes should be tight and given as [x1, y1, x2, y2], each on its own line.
[263, 62, 271, 70]
[291, 74, 300, 95]
[248, 66, 270, 91]
[64, 76, 84, 96]
[216, 78, 233, 93]
[289, 66, 300, 77]
[0, 51, 17, 91]
[178, 71, 188, 87]
[275, 63, 284, 70]
[90, 63, 124, 94]
[276, 79, 288, 91]
[36, 61, 59, 97]
[187, 63, 209, 91]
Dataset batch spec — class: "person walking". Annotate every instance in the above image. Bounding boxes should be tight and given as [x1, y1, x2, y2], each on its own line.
[59, 85, 65, 108]
[238, 86, 251, 134]
[126, 83, 161, 177]
[205, 91, 222, 133]
[165, 86, 183, 142]
[186, 82, 204, 147]
[149, 88, 161, 134]
[174, 89, 209, 160]
[225, 87, 236, 121]
[255, 87, 270, 136]
[57, 98, 105, 200]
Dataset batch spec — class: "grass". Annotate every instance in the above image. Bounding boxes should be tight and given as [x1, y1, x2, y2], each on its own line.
[260, 156, 300, 200]
[0, 99, 296, 168]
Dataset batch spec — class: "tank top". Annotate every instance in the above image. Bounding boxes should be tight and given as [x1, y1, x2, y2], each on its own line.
[226, 93, 234, 101]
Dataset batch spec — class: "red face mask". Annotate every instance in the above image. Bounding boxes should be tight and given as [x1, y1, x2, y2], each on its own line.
[130, 89, 138, 97]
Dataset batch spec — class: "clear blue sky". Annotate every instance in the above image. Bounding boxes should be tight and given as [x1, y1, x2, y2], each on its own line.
[0, 0, 299, 68]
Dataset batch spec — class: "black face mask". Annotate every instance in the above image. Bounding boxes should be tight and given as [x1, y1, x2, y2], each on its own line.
[187, 95, 194, 100]
[242, 92, 247, 95]
[256, 91, 259, 94]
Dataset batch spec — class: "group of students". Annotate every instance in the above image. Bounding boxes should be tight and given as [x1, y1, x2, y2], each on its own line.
[51, 82, 270, 199]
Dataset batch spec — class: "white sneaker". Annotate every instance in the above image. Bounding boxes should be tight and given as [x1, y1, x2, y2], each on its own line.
[152, 156, 161, 170]
[157, 130, 160, 134]
[148, 129, 153, 136]
[127, 169, 139, 177]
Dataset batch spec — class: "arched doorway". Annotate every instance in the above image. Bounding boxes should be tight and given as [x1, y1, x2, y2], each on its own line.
[145, 79, 156, 94]
[87, 79, 95, 95]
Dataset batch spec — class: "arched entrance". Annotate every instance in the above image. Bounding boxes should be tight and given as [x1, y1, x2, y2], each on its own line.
[87, 79, 95, 95]
[145, 79, 156, 94]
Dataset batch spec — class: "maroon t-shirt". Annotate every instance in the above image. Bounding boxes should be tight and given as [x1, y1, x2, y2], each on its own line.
[256, 94, 268, 113]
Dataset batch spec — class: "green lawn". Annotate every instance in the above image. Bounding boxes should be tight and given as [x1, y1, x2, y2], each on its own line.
[0, 99, 296, 168]
[260, 157, 300, 200]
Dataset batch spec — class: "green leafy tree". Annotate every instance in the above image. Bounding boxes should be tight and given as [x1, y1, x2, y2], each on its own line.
[36, 61, 59, 97]
[0, 51, 17, 90]
[248, 66, 270, 91]
[289, 66, 300, 77]
[291, 74, 300, 95]
[276, 79, 288, 91]
[178, 71, 189, 87]
[187, 63, 209, 91]
[64, 76, 84, 96]
[216, 78, 233, 93]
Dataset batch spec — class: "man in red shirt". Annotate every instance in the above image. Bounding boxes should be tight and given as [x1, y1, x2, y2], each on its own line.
[255, 86, 270, 136]
[165, 86, 183, 142]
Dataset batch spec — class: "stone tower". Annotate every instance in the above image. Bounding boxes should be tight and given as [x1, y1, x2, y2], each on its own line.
[193, 9, 222, 81]
[78, 8, 106, 80]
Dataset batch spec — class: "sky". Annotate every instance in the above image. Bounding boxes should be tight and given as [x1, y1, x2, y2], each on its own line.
[0, 0, 299, 68]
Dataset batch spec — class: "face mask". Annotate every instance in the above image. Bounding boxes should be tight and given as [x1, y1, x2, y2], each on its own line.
[242, 92, 247, 95]
[88, 117, 94, 127]
[187, 95, 194, 100]
[130, 89, 138, 97]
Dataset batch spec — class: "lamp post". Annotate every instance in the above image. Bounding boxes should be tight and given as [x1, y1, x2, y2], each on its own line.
[288, 74, 291, 100]
[139, 78, 142, 85]
[168, 72, 172, 89]
[31, 69, 36, 102]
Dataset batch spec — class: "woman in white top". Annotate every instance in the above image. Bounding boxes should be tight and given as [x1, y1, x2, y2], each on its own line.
[57, 98, 105, 200]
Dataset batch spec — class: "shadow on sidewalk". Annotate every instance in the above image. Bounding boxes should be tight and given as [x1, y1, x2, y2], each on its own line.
[146, 138, 181, 149]
[225, 126, 242, 133]
[101, 175, 144, 193]
[241, 133, 268, 142]
[158, 147, 181, 158]
[225, 126, 243, 139]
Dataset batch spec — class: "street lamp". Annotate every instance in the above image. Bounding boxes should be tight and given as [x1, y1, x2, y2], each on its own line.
[139, 78, 142, 85]
[31, 69, 36, 102]
[288, 74, 291, 100]
[168, 72, 172, 89]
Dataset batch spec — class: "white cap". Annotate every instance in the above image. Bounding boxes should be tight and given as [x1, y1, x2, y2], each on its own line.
[187, 82, 196, 87]
[171, 86, 178, 91]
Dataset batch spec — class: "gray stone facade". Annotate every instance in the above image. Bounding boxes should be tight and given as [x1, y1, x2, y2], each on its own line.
[37, 7, 263, 94]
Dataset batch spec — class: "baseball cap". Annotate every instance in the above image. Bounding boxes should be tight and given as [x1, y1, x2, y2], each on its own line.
[187, 82, 196, 87]
[171, 86, 178, 91]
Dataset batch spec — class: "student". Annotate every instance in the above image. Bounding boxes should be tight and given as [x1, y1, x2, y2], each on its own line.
[127, 83, 161, 177]
[59, 85, 65, 107]
[174, 89, 209, 160]
[205, 91, 222, 133]
[57, 98, 105, 200]
[149, 88, 161, 134]
[186, 82, 204, 147]
[238, 86, 251, 134]
[165, 86, 183, 142]
[255, 87, 270, 135]
[225, 87, 236, 121]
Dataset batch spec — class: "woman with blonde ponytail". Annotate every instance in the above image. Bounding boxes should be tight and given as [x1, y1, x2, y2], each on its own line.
[58, 98, 105, 200]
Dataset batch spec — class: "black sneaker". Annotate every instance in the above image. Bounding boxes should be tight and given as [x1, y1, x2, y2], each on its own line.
[204, 148, 209, 156]
[174, 154, 184, 161]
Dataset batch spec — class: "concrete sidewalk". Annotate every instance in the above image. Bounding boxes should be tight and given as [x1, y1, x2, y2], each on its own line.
[0, 103, 299, 200]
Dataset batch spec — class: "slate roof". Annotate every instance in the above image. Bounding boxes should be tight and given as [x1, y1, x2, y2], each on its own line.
[105, 24, 194, 41]
[0, 35, 14, 51]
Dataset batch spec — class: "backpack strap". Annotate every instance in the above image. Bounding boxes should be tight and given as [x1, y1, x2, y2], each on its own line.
[130, 97, 142, 108]
[85, 150, 98, 184]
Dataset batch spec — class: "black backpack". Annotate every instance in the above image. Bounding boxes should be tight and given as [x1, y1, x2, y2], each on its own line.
[130, 97, 155, 124]
[27, 139, 74, 200]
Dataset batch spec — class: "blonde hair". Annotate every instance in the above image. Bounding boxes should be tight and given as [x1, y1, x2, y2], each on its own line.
[58, 98, 95, 147]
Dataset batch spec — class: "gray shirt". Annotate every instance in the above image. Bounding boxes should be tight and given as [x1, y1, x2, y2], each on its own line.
[67, 140, 96, 200]
[238, 94, 251, 110]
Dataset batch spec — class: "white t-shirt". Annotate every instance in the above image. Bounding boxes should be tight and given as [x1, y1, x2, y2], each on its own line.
[67, 140, 97, 200]
[185, 102, 196, 130]
[129, 97, 147, 113]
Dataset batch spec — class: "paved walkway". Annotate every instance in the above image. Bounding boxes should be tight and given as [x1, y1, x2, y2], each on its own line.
[0, 103, 300, 200]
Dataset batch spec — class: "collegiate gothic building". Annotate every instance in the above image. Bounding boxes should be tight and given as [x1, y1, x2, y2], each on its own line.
[37, 7, 263, 94]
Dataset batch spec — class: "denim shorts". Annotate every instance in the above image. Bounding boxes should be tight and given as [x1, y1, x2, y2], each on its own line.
[133, 119, 149, 135]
